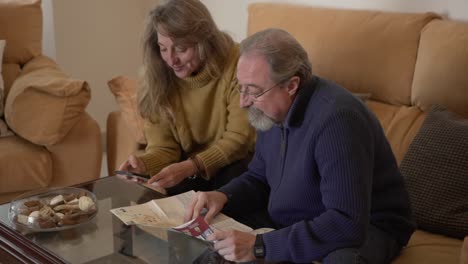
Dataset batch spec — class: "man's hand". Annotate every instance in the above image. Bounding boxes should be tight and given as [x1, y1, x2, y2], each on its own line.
[184, 191, 228, 223]
[147, 160, 196, 188]
[208, 230, 256, 262]
[117, 155, 146, 175]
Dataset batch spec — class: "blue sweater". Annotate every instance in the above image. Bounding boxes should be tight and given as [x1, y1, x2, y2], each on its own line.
[219, 76, 415, 263]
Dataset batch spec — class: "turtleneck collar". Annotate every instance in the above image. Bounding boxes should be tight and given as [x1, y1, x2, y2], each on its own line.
[175, 64, 213, 89]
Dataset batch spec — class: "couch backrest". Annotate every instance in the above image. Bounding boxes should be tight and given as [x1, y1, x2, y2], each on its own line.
[0, 0, 42, 97]
[248, 3, 439, 107]
[247, 3, 468, 163]
[412, 20, 468, 117]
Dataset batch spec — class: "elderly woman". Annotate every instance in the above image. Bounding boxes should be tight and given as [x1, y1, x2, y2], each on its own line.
[118, 0, 255, 195]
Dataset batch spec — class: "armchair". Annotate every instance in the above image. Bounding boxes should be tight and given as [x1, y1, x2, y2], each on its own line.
[0, 0, 102, 203]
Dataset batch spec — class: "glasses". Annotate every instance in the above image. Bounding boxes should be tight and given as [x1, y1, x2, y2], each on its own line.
[237, 80, 284, 100]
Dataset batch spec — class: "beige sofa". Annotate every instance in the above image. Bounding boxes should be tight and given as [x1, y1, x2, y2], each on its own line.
[106, 3, 468, 263]
[0, 0, 102, 204]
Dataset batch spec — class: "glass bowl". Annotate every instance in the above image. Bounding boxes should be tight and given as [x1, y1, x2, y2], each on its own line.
[8, 187, 98, 232]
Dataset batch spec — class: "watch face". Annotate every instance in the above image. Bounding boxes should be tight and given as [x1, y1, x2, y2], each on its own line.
[254, 245, 265, 258]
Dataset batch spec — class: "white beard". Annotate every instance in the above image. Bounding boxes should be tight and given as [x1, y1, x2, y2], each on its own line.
[248, 106, 276, 132]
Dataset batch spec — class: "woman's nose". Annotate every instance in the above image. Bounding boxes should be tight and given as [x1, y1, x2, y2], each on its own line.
[168, 50, 179, 65]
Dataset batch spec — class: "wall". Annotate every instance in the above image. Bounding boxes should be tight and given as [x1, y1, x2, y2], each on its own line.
[50, 0, 157, 132]
[201, 0, 468, 42]
[41, 0, 56, 60]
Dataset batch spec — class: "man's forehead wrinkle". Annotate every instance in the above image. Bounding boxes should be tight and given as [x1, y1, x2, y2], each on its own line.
[238, 55, 271, 87]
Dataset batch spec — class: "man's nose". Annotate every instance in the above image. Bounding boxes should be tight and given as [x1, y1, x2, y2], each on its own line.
[239, 93, 252, 108]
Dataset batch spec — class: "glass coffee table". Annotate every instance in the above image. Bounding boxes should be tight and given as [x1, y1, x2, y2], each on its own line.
[0, 176, 210, 263]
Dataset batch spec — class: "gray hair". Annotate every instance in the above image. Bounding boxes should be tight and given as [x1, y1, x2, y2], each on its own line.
[240, 28, 312, 85]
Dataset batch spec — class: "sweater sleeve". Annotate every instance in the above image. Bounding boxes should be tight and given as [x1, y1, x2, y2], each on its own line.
[217, 146, 270, 215]
[137, 119, 181, 176]
[196, 76, 255, 179]
[263, 110, 375, 262]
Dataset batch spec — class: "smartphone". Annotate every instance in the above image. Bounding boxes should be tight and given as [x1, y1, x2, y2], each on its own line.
[114, 170, 150, 183]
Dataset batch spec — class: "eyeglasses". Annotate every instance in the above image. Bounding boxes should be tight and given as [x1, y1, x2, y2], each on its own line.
[237, 80, 284, 100]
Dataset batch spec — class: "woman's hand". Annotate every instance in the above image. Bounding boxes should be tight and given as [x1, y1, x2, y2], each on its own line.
[147, 160, 197, 188]
[116, 155, 147, 182]
[117, 155, 147, 174]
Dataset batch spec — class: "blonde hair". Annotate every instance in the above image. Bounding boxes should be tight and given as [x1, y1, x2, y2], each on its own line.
[139, 0, 235, 122]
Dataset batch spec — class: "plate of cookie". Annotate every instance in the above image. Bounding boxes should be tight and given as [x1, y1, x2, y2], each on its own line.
[8, 187, 98, 232]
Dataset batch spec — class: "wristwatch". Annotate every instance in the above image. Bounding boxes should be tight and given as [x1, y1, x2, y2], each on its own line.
[253, 234, 266, 258]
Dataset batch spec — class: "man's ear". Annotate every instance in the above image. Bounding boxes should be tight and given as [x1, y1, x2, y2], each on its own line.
[287, 76, 300, 95]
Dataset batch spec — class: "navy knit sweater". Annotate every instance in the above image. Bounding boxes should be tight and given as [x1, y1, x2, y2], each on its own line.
[219, 76, 415, 263]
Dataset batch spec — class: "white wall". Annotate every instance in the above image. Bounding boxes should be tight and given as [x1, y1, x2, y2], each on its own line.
[41, 0, 56, 60]
[42, 0, 158, 133]
[201, 0, 468, 42]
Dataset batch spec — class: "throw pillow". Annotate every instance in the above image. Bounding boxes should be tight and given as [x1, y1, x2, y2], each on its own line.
[5, 56, 90, 145]
[400, 105, 468, 239]
[108, 76, 146, 144]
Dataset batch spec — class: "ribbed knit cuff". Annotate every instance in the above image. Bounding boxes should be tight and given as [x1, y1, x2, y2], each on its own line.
[263, 228, 292, 261]
[196, 146, 229, 180]
[137, 152, 167, 176]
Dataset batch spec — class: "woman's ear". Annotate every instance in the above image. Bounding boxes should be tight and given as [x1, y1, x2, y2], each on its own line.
[287, 76, 301, 95]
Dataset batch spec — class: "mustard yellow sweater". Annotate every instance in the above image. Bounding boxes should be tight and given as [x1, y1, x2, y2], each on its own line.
[139, 45, 255, 179]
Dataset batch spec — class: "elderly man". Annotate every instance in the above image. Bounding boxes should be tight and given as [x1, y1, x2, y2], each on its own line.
[185, 28, 414, 263]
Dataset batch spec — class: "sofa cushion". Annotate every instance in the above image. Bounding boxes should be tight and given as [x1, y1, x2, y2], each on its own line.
[392, 230, 462, 264]
[366, 101, 426, 164]
[0, 40, 5, 117]
[412, 20, 468, 117]
[0, 40, 13, 138]
[400, 106, 468, 239]
[1, 63, 21, 97]
[0, 135, 52, 194]
[108, 76, 146, 144]
[248, 3, 439, 106]
[461, 237, 468, 264]
[352, 93, 371, 101]
[5, 56, 91, 146]
[0, 0, 42, 66]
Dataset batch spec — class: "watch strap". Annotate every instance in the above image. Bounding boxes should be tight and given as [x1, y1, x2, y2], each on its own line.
[253, 234, 266, 258]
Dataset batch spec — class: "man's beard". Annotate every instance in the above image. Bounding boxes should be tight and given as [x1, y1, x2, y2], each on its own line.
[247, 106, 276, 132]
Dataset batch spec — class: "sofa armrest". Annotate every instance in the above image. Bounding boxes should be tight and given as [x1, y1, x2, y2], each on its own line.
[47, 112, 102, 186]
[106, 111, 142, 175]
[4, 55, 90, 146]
